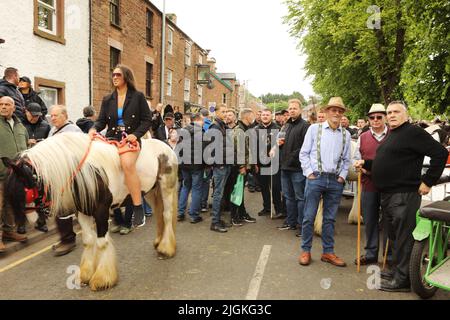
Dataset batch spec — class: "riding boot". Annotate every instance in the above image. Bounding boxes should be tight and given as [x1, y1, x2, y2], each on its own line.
[132, 205, 145, 228]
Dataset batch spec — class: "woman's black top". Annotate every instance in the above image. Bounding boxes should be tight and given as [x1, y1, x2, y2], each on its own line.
[95, 89, 152, 141]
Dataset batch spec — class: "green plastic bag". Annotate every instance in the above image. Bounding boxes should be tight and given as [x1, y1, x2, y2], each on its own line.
[230, 174, 244, 206]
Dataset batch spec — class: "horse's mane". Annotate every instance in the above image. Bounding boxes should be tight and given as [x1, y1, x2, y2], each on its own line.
[22, 132, 116, 216]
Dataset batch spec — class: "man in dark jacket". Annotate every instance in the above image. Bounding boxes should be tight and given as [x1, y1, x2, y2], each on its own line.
[76, 106, 96, 133]
[154, 112, 175, 141]
[204, 104, 233, 233]
[22, 103, 51, 147]
[355, 101, 448, 292]
[229, 109, 257, 226]
[255, 108, 284, 217]
[278, 99, 310, 233]
[16, 103, 50, 233]
[18, 76, 47, 117]
[0, 67, 26, 121]
[177, 113, 206, 224]
[0, 96, 29, 252]
[150, 103, 164, 134]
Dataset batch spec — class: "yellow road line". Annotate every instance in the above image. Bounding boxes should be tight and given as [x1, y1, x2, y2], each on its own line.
[0, 230, 83, 274]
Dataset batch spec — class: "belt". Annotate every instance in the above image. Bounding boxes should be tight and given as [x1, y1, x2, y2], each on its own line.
[313, 171, 338, 178]
[117, 126, 126, 131]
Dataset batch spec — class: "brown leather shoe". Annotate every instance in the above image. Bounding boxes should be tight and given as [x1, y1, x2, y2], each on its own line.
[2, 231, 28, 243]
[298, 252, 311, 266]
[321, 253, 346, 267]
[0, 241, 6, 253]
[52, 242, 76, 257]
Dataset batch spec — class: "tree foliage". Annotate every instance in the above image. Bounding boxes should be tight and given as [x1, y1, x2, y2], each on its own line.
[284, 0, 450, 119]
[260, 91, 306, 105]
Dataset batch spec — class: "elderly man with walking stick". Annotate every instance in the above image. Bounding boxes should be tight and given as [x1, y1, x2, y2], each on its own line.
[354, 101, 447, 292]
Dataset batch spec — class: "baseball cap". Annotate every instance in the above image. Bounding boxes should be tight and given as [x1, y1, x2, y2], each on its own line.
[164, 112, 175, 120]
[20, 76, 32, 84]
[26, 103, 42, 116]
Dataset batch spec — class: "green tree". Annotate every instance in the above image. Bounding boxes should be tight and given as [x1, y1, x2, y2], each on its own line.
[284, 0, 450, 119]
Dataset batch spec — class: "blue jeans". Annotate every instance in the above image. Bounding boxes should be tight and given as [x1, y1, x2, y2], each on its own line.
[281, 170, 306, 228]
[211, 165, 231, 224]
[178, 169, 203, 220]
[201, 168, 212, 209]
[301, 173, 344, 254]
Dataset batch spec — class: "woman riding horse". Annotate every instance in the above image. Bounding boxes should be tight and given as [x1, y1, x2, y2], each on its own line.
[89, 65, 152, 226]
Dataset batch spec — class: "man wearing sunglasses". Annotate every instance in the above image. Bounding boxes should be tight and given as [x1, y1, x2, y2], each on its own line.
[355, 101, 447, 292]
[353, 104, 390, 267]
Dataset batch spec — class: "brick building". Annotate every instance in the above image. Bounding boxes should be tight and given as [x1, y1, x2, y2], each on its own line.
[91, 0, 240, 117]
[91, 0, 162, 109]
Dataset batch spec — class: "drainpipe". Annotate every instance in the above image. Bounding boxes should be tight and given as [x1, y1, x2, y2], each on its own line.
[160, 0, 166, 104]
[88, 0, 93, 106]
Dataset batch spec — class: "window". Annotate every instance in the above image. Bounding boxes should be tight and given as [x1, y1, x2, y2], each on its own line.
[167, 28, 174, 54]
[110, 47, 121, 74]
[184, 79, 191, 102]
[146, 9, 154, 46]
[222, 93, 227, 105]
[198, 86, 203, 105]
[145, 63, 153, 98]
[34, 0, 65, 44]
[34, 77, 66, 109]
[185, 42, 192, 66]
[198, 55, 203, 65]
[110, 0, 120, 27]
[167, 70, 173, 96]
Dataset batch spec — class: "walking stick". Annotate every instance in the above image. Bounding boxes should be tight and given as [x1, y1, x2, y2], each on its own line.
[356, 171, 362, 273]
[382, 239, 390, 270]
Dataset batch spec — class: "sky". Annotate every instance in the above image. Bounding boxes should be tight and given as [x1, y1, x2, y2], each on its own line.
[151, 0, 315, 99]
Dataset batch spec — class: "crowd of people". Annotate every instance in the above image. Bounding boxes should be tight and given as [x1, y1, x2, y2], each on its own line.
[0, 65, 449, 294]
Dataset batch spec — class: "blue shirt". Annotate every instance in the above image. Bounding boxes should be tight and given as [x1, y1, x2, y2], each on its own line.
[300, 121, 351, 179]
[117, 108, 124, 126]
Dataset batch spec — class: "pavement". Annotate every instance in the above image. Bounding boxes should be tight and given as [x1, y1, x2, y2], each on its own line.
[0, 188, 449, 300]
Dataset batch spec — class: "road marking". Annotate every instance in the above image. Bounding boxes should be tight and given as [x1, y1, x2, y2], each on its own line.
[246, 245, 272, 300]
[0, 230, 82, 274]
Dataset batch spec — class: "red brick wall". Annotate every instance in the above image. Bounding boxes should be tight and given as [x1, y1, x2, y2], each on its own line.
[92, 0, 161, 110]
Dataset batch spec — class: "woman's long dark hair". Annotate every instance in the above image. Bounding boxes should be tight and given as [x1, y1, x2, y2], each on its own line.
[114, 64, 137, 91]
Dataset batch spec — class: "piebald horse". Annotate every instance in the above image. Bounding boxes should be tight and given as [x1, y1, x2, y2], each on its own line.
[3, 132, 178, 291]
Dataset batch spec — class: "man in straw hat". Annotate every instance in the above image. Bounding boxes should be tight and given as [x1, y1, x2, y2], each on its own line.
[355, 101, 447, 292]
[298, 97, 352, 267]
[352, 104, 390, 267]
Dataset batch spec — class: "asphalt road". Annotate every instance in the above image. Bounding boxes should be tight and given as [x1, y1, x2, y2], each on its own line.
[0, 190, 449, 300]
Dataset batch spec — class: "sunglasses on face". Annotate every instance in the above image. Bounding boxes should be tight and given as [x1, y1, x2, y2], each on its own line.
[369, 116, 383, 120]
[112, 73, 123, 78]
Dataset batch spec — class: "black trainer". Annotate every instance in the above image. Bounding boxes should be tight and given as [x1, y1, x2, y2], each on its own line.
[219, 220, 232, 228]
[177, 215, 185, 222]
[278, 224, 296, 230]
[210, 223, 228, 233]
[231, 218, 243, 227]
[190, 217, 203, 224]
[242, 214, 256, 223]
[258, 209, 270, 216]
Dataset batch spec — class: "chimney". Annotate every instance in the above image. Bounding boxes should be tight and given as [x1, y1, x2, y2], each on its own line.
[207, 57, 217, 73]
[167, 13, 177, 25]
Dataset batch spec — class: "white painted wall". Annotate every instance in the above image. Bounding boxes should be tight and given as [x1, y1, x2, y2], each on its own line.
[0, 0, 90, 121]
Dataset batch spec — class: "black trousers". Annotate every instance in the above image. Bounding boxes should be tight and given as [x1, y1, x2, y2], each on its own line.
[380, 192, 421, 284]
[56, 216, 76, 244]
[229, 167, 248, 220]
[258, 169, 283, 213]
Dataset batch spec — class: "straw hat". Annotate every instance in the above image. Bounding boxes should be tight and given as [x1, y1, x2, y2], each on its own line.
[324, 97, 346, 111]
[367, 103, 386, 115]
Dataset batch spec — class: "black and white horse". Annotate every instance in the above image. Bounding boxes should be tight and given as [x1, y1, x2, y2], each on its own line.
[3, 132, 179, 291]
